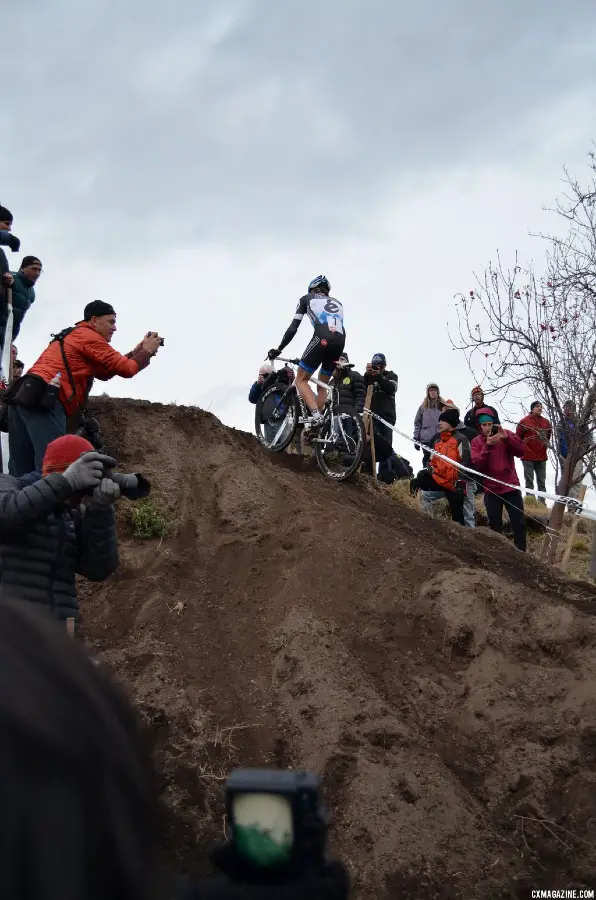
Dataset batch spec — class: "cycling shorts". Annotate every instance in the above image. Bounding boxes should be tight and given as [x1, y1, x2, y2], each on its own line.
[299, 328, 346, 378]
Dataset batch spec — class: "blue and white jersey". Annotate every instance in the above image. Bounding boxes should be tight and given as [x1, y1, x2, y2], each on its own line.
[293, 292, 344, 335]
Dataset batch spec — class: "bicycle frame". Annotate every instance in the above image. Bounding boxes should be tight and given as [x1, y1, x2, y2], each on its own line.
[275, 357, 333, 422]
[273, 358, 351, 449]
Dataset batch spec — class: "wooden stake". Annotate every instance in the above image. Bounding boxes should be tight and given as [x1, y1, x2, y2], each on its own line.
[559, 484, 587, 572]
[364, 385, 376, 479]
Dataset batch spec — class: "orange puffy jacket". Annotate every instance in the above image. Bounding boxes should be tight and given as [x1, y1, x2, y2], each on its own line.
[28, 323, 151, 416]
[430, 429, 471, 491]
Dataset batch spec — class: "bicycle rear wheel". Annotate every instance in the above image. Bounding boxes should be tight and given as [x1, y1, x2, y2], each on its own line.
[314, 411, 365, 480]
[255, 385, 299, 452]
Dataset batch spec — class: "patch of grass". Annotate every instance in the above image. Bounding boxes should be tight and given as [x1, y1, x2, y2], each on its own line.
[130, 499, 173, 540]
[572, 538, 590, 553]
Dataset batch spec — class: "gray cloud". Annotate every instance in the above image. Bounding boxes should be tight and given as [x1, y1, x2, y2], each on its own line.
[4, 0, 596, 254]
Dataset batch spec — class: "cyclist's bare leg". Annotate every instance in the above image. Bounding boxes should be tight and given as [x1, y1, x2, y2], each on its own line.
[317, 372, 330, 409]
[296, 367, 318, 415]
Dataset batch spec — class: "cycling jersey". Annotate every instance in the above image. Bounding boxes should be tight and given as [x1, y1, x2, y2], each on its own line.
[277, 292, 346, 377]
[294, 292, 344, 334]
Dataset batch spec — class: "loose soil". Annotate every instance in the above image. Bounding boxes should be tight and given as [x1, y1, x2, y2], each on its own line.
[80, 397, 596, 899]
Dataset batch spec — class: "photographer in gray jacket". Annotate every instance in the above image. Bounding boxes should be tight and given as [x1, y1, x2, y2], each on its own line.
[0, 433, 121, 623]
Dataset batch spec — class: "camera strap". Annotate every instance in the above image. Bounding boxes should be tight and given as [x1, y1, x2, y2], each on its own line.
[50, 327, 78, 403]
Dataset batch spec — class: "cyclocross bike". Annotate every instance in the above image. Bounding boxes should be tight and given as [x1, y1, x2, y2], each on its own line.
[254, 357, 366, 481]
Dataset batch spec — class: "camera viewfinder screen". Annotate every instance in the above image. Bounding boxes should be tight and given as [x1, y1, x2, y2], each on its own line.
[233, 792, 294, 868]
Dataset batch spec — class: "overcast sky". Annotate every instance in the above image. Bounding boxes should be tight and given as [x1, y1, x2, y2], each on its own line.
[4, 0, 596, 492]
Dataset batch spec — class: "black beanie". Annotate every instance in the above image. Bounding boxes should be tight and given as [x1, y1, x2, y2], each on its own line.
[0, 205, 13, 224]
[84, 300, 116, 321]
[439, 408, 460, 428]
[21, 255, 41, 269]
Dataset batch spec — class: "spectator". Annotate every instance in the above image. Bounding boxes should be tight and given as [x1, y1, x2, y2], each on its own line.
[334, 353, 366, 416]
[13, 358, 24, 381]
[463, 386, 500, 434]
[516, 401, 551, 505]
[364, 352, 398, 446]
[413, 382, 444, 464]
[420, 400, 477, 528]
[3, 255, 42, 342]
[0, 435, 120, 623]
[250, 362, 296, 448]
[0, 204, 21, 357]
[6, 300, 163, 477]
[410, 408, 470, 526]
[557, 399, 589, 500]
[471, 409, 526, 551]
[248, 362, 274, 404]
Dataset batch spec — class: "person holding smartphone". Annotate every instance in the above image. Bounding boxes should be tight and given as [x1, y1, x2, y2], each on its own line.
[470, 409, 527, 551]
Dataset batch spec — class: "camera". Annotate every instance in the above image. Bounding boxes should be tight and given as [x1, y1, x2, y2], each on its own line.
[222, 769, 328, 874]
[147, 331, 164, 347]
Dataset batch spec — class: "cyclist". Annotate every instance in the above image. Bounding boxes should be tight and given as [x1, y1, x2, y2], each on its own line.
[268, 275, 345, 432]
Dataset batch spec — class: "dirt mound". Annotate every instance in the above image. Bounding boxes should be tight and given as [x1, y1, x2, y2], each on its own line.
[80, 397, 596, 899]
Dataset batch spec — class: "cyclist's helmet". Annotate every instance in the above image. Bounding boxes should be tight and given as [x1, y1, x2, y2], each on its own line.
[308, 275, 331, 294]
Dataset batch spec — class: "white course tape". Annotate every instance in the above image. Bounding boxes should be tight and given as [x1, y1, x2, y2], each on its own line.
[363, 409, 596, 522]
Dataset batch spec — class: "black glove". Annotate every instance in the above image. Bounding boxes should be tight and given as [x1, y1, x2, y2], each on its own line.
[6, 233, 20, 253]
[410, 477, 420, 497]
[178, 861, 349, 900]
[414, 443, 421, 452]
[268, 349, 280, 360]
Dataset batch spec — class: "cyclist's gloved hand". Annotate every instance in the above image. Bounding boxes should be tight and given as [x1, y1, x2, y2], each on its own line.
[62, 452, 117, 493]
[268, 348, 280, 360]
[178, 861, 349, 899]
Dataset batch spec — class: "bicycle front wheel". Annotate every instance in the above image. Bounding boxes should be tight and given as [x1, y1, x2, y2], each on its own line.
[314, 412, 366, 480]
[255, 385, 299, 452]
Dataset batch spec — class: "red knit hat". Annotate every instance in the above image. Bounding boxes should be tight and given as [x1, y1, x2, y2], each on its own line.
[42, 435, 94, 476]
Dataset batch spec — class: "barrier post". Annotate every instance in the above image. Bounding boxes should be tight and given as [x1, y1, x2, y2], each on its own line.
[364, 386, 376, 479]
[559, 484, 587, 572]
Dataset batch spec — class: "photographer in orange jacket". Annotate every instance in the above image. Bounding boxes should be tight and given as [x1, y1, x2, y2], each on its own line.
[5, 300, 163, 476]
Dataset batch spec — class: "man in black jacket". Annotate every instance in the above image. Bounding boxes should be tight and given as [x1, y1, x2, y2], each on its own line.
[364, 352, 398, 445]
[334, 353, 366, 414]
[0, 434, 120, 624]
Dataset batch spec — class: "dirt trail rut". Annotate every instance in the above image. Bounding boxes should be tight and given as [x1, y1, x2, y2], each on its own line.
[80, 397, 596, 899]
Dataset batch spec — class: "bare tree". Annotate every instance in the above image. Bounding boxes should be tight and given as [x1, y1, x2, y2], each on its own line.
[451, 152, 596, 564]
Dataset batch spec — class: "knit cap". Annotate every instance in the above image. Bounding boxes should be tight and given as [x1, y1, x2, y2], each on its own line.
[438, 408, 460, 428]
[42, 435, 94, 476]
[83, 300, 116, 321]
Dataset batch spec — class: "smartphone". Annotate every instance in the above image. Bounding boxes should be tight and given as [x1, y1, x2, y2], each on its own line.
[491, 425, 499, 436]
[225, 769, 327, 871]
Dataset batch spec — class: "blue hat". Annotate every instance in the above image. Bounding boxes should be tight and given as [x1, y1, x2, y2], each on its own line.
[372, 353, 386, 366]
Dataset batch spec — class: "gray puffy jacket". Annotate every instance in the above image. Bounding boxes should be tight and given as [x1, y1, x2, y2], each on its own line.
[0, 471, 119, 620]
[413, 404, 442, 445]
